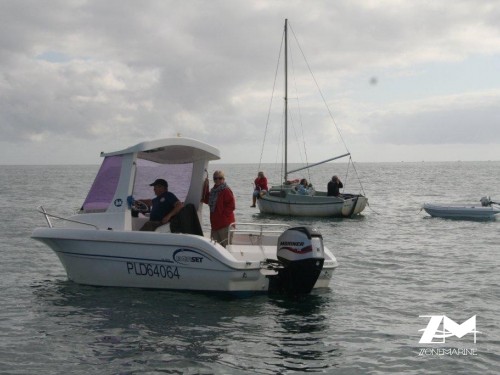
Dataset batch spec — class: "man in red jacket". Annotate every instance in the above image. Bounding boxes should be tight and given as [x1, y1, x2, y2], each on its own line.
[202, 170, 236, 247]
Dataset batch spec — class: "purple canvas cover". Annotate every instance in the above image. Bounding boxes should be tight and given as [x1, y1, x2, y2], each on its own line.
[82, 155, 122, 211]
[82, 155, 194, 212]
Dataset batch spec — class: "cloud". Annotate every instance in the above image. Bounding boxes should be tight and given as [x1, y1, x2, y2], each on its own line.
[370, 90, 500, 145]
[0, 0, 499, 163]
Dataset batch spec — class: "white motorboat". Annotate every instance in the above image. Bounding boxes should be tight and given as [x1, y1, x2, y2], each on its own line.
[423, 197, 500, 220]
[31, 137, 338, 296]
[257, 20, 367, 218]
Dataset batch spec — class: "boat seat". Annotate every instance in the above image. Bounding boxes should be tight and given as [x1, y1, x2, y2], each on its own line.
[169, 203, 203, 236]
[155, 224, 171, 233]
[132, 217, 149, 231]
[228, 245, 277, 261]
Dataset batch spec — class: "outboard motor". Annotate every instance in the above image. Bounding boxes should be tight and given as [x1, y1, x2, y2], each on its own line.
[480, 196, 491, 207]
[267, 226, 325, 295]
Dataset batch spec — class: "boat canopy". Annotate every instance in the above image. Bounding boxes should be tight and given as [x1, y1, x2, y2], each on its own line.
[102, 137, 220, 164]
[82, 137, 220, 214]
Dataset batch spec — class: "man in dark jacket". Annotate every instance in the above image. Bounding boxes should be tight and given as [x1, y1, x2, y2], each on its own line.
[327, 175, 343, 197]
[138, 178, 183, 231]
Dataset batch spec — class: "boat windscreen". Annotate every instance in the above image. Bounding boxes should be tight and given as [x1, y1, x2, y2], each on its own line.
[82, 155, 122, 212]
[133, 159, 193, 201]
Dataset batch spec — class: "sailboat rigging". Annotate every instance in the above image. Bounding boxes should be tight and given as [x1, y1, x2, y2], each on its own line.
[256, 19, 368, 218]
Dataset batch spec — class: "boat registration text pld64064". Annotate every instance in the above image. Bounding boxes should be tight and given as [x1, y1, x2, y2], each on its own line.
[126, 262, 180, 279]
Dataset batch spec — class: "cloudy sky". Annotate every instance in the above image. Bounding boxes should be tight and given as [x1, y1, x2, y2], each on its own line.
[1, 0, 499, 164]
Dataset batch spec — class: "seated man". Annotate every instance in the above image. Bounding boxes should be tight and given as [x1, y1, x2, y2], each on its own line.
[136, 178, 183, 231]
[327, 175, 343, 197]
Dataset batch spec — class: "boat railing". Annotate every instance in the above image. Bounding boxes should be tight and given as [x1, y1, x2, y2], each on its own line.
[37, 206, 99, 230]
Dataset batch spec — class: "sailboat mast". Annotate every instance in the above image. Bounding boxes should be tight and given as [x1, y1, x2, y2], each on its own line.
[284, 19, 288, 181]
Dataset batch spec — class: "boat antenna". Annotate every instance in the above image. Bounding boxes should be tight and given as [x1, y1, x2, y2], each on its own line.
[284, 18, 289, 181]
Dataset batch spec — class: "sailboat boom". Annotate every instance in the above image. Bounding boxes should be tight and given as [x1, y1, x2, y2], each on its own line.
[287, 153, 351, 175]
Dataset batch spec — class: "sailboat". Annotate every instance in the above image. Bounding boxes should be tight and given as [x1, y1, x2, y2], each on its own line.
[257, 19, 368, 218]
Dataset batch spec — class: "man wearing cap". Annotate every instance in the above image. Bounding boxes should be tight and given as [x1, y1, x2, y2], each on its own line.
[137, 178, 183, 231]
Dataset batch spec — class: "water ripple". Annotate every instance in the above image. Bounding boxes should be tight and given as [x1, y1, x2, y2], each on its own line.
[1, 163, 499, 374]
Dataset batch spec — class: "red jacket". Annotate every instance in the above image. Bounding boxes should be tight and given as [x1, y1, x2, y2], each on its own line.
[254, 177, 268, 191]
[203, 184, 236, 231]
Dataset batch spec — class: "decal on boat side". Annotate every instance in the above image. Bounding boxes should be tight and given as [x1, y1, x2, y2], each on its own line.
[126, 262, 180, 279]
[173, 248, 210, 265]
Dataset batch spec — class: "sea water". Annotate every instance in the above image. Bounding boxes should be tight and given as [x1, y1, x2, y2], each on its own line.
[0, 162, 499, 374]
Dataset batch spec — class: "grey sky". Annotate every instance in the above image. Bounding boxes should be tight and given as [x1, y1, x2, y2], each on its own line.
[1, 0, 499, 164]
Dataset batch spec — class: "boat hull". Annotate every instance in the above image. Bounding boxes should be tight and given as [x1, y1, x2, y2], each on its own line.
[32, 227, 337, 293]
[423, 203, 500, 219]
[258, 189, 367, 217]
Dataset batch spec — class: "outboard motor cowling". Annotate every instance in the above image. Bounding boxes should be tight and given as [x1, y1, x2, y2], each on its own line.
[480, 196, 491, 207]
[267, 226, 325, 295]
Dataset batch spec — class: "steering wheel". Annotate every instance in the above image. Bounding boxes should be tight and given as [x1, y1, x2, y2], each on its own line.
[132, 200, 149, 213]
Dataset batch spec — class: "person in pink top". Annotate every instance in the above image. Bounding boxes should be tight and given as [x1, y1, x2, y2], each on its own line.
[251, 171, 268, 207]
[202, 170, 236, 247]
